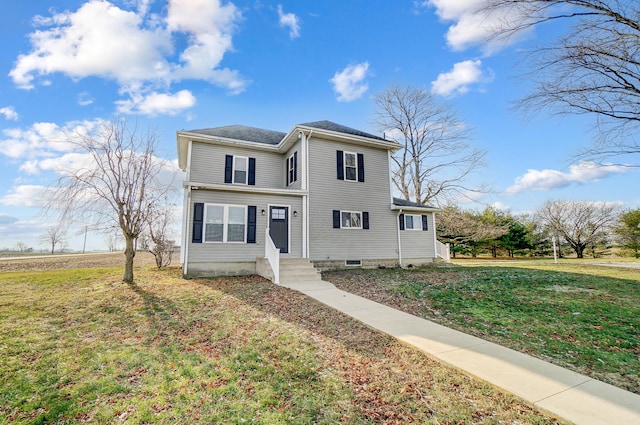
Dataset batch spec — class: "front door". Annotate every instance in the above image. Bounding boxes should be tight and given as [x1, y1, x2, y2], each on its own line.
[269, 206, 289, 254]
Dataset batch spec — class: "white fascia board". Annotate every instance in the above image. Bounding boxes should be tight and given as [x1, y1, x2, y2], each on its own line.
[391, 204, 441, 213]
[183, 181, 308, 197]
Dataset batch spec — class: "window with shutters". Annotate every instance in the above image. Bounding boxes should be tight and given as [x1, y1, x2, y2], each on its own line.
[204, 204, 247, 243]
[341, 211, 362, 229]
[337, 150, 365, 182]
[225, 155, 255, 185]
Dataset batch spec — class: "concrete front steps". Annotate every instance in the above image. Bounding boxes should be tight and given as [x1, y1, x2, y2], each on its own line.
[257, 257, 330, 288]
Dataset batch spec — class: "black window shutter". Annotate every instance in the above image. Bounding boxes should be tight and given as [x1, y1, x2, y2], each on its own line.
[248, 158, 256, 186]
[247, 206, 257, 243]
[363, 212, 369, 230]
[422, 214, 428, 231]
[293, 151, 298, 182]
[224, 155, 233, 183]
[192, 203, 204, 243]
[336, 150, 344, 180]
[333, 210, 341, 228]
[399, 213, 405, 231]
[357, 153, 365, 182]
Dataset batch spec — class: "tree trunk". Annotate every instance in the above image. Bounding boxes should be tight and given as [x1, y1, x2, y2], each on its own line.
[123, 236, 136, 283]
[575, 245, 585, 259]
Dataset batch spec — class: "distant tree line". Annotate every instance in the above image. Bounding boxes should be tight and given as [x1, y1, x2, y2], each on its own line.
[437, 201, 640, 259]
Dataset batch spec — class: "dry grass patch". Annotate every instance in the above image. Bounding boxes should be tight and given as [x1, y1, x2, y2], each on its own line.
[0, 265, 564, 424]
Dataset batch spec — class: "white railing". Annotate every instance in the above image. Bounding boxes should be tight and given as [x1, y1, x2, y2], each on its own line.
[265, 228, 280, 284]
[436, 240, 451, 262]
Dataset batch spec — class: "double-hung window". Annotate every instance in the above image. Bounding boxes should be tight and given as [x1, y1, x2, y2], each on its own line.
[344, 152, 357, 181]
[233, 156, 248, 184]
[204, 204, 247, 243]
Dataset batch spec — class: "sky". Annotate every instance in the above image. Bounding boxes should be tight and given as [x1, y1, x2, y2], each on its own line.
[0, 0, 637, 252]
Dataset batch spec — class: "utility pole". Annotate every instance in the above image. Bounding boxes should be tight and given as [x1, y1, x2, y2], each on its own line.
[82, 225, 88, 254]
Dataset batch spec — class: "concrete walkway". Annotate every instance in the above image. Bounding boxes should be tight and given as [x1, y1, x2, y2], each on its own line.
[277, 280, 640, 425]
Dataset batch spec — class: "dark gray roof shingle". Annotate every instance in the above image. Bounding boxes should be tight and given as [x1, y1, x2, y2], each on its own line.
[300, 120, 388, 142]
[393, 197, 437, 210]
[186, 120, 392, 146]
[187, 125, 286, 145]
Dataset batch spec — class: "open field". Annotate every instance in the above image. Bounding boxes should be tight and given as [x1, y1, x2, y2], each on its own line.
[0, 259, 564, 424]
[323, 260, 640, 394]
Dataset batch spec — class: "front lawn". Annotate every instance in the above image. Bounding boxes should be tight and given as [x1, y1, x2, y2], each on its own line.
[0, 266, 563, 424]
[323, 262, 640, 394]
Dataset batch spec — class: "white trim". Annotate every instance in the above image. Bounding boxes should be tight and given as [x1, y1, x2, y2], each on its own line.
[404, 214, 423, 231]
[184, 181, 307, 197]
[232, 155, 249, 185]
[343, 151, 358, 182]
[396, 210, 403, 267]
[340, 210, 363, 229]
[287, 152, 297, 186]
[268, 204, 291, 255]
[432, 212, 438, 259]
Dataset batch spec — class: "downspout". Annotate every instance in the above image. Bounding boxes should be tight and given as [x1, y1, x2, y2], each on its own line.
[182, 187, 191, 275]
[396, 209, 403, 267]
[299, 129, 313, 259]
[431, 211, 438, 260]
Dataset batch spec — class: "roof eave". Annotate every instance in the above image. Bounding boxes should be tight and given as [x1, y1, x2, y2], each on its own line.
[281, 125, 401, 151]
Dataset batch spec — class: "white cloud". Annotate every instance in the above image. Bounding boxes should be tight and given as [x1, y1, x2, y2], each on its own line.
[0, 185, 50, 207]
[0, 119, 102, 159]
[116, 90, 197, 115]
[330, 62, 370, 102]
[77, 92, 94, 106]
[491, 201, 510, 211]
[9, 0, 246, 114]
[0, 106, 19, 121]
[506, 161, 628, 195]
[426, 0, 533, 54]
[277, 5, 301, 39]
[431, 59, 486, 96]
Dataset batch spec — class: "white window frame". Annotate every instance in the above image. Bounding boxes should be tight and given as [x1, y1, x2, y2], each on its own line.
[341, 210, 362, 229]
[405, 214, 423, 231]
[203, 203, 247, 243]
[287, 152, 297, 185]
[233, 156, 248, 185]
[343, 151, 358, 182]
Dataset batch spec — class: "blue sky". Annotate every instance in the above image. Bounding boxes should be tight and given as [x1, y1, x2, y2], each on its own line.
[1, 0, 637, 251]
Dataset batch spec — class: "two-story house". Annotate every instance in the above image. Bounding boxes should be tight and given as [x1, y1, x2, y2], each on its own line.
[177, 120, 447, 280]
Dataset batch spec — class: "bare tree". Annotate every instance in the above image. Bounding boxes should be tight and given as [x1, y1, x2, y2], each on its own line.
[141, 200, 175, 268]
[47, 118, 173, 283]
[40, 226, 68, 254]
[436, 205, 508, 257]
[15, 241, 29, 252]
[536, 200, 618, 258]
[373, 84, 487, 205]
[475, 0, 640, 165]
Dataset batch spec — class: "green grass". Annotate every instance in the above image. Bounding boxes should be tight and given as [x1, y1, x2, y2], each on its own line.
[0, 266, 564, 424]
[324, 261, 640, 394]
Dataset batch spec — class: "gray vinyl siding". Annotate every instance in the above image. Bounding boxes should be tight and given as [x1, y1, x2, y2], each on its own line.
[188, 189, 303, 263]
[307, 138, 398, 261]
[400, 213, 436, 259]
[190, 141, 285, 189]
[285, 140, 302, 190]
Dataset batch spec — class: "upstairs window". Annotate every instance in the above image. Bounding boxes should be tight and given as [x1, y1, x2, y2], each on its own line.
[287, 151, 298, 185]
[336, 150, 365, 182]
[233, 156, 248, 184]
[225, 155, 256, 185]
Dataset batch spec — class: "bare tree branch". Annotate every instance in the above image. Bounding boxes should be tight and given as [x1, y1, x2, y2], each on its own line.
[373, 84, 488, 205]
